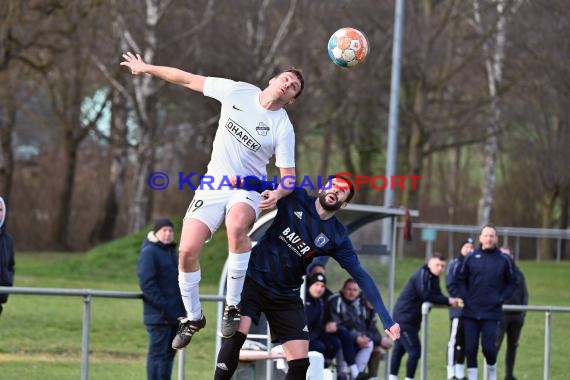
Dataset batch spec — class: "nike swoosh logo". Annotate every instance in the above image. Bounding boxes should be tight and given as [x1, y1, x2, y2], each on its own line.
[230, 275, 245, 279]
[232, 105, 243, 111]
[245, 197, 253, 201]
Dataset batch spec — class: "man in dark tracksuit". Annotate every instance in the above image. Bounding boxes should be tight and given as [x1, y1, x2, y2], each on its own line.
[389, 253, 461, 380]
[496, 246, 528, 380]
[446, 238, 474, 380]
[457, 225, 516, 380]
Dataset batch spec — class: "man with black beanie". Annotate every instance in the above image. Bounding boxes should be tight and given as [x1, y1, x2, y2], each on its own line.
[138, 218, 185, 380]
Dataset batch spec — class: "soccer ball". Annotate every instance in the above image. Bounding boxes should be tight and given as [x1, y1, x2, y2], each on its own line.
[327, 27, 369, 68]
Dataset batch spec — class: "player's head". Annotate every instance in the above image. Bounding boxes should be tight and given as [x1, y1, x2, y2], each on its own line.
[308, 262, 326, 276]
[306, 273, 327, 299]
[318, 174, 355, 211]
[340, 278, 360, 301]
[500, 245, 514, 260]
[268, 69, 304, 104]
[479, 224, 498, 250]
[427, 253, 446, 277]
[153, 218, 174, 244]
[460, 237, 474, 256]
[284, 68, 304, 99]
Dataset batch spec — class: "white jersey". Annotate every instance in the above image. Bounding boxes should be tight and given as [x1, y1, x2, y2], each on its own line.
[202, 77, 295, 187]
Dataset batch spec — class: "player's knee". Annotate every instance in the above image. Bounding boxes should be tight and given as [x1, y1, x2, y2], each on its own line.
[285, 358, 310, 379]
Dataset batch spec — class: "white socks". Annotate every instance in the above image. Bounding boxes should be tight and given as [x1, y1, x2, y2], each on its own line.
[179, 270, 202, 320]
[355, 340, 374, 372]
[467, 367, 478, 380]
[455, 364, 465, 379]
[226, 251, 251, 305]
[487, 363, 497, 380]
[349, 364, 360, 379]
[388, 375, 398, 380]
[447, 365, 455, 379]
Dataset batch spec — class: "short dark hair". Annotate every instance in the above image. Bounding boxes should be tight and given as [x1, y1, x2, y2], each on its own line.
[285, 68, 304, 98]
[431, 252, 446, 261]
[480, 224, 497, 234]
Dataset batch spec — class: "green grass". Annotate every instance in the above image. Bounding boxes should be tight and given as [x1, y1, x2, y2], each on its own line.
[0, 232, 569, 379]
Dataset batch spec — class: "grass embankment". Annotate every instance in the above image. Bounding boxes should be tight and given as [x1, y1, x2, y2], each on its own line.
[0, 229, 568, 379]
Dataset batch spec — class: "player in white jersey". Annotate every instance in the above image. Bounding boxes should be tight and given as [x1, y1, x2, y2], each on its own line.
[121, 52, 303, 349]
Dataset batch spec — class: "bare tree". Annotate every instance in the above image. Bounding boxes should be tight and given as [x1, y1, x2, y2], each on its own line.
[472, 0, 522, 225]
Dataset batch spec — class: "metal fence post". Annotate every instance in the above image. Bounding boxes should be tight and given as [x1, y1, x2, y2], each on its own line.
[544, 311, 551, 380]
[178, 348, 186, 380]
[420, 302, 431, 380]
[81, 294, 92, 380]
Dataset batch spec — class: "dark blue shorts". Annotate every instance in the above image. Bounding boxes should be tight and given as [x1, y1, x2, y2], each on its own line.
[241, 276, 309, 344]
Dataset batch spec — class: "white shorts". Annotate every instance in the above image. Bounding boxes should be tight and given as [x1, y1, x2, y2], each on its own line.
[184, 188, 264, 234]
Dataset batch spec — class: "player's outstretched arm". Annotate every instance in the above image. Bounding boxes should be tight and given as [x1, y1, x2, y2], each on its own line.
[120, 52, 206, 92]
[344, 261, 399, 339]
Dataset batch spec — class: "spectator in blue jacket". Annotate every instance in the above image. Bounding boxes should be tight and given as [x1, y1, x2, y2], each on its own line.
[446, 237, 474, 380]
[457, 225, 516, 380]
[389, 253, 462, 380]
[496, 246, 528, 380]
[0, 197, 15, 318]
[138, 218, 186, 380]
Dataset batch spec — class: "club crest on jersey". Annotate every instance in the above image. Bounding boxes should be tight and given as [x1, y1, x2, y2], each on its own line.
[314, 233, 329, 248]
[256, 122, 270, 136]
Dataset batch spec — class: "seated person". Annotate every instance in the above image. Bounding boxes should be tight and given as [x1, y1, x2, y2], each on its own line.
[328, 278, 374, 379]
[305, 272, 339, 367]
[362, 295, 394, 377]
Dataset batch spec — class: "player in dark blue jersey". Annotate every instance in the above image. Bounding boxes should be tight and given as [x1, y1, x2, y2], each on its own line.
[214, 176, 400, 380]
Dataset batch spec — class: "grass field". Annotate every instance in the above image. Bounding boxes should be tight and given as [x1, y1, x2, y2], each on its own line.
[0, 231, 569, 379]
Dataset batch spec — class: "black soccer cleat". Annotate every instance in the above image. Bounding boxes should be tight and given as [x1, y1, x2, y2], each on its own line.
[221, 304, 241, 338]
[171, 314, 206, 349]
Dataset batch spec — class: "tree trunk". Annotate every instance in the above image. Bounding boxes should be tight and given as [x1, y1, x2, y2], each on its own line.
[0, 102, 15, 205]
[90, 89, 128, 243]
[540, 190, 558, 260]
[474, 0, 508, 226]
[125, 0, 161, 233]
[559, 189, 569, 260]
[55, 128, 78, 250]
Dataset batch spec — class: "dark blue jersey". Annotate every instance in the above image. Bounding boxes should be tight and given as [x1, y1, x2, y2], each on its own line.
[247, 188, 395, 329]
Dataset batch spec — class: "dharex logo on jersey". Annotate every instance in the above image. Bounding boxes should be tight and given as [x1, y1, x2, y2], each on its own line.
[225, 118, 260, 151]
[279, 227, 314, 258]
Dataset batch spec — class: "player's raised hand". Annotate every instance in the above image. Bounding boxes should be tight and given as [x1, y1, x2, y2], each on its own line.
[259, 190, 279, 211]
[385, 322, 401, 341]
[120, 52, 147, 75]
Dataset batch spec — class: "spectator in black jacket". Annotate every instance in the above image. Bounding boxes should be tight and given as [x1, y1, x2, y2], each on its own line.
[496, 246, 528, 380]
[457, 225, 516, 380]
[389, 253, 462, 380]
[138, 219, 186, 380]
[305, 272, 340, 367]
[0, 197, 15, 318]
[446, 237, 474, 380]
